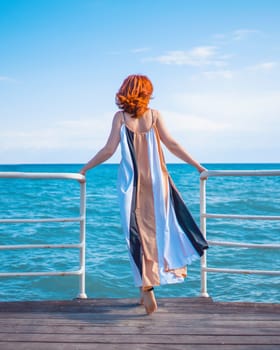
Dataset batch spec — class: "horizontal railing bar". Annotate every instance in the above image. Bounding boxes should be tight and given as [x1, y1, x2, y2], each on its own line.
[207, 240, 280, 249]
[0, 269, 83, 278]
[0, 243, 82, 250]
[0, 172, 85, 182]
[203, 213, 280, 220]
[200, 169, 280, 298]
[0, 217, 84, 224]
[0, 171, 87, 298]
[200, 169, 280, 179]
[202, 267, 280, 275]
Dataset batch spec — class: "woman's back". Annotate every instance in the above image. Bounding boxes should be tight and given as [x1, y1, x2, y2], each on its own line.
[122, 109, 155, 134]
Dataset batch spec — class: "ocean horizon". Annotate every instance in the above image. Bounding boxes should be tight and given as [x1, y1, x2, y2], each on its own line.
[0, 163, 279, 304]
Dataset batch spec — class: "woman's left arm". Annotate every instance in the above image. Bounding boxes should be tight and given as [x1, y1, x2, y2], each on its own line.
[156, 112, 206, 173]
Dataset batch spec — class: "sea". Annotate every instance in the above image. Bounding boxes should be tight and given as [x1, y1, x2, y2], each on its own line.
[0, 163, 279, 304]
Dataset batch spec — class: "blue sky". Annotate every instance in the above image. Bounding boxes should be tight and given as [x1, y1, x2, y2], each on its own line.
[1, 0, 279, 164]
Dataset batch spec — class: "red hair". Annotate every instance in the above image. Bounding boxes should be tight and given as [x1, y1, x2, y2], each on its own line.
[115, 75, 153, 118]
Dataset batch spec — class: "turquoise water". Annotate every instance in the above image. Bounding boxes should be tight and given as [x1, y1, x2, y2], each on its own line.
[0, 163, 279, 303]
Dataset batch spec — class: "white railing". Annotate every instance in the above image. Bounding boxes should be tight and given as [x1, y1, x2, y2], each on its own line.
[199, 170, 280, 297]
[0, 172, 87, 299]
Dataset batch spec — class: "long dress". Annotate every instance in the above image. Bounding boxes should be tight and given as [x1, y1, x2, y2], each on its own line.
[118, 110, 208, 288]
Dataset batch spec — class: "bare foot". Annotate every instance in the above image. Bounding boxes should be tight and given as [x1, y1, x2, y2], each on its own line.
[142, 287, 157, 315]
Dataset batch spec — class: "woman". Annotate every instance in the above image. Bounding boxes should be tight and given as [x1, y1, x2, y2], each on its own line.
[80, 74, 208, 315]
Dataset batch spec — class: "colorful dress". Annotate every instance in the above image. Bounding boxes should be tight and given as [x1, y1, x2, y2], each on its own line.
[118, 110, 208, 287]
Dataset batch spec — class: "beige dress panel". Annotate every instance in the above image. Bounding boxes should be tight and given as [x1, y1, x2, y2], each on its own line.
[134, 132, 160, 287]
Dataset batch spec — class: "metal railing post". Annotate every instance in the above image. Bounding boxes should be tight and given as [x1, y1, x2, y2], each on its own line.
[77, 179, 87, 299]
[0, 171, 88, 299]
[198, 169, 280, 299]
[200, 173, 209, 297]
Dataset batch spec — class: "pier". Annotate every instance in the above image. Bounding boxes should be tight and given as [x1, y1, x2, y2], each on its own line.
[0, 171, 279, 349]
[0, 297, 280, 349]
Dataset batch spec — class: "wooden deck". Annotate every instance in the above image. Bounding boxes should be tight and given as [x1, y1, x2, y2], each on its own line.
[0, 297, 279, 349]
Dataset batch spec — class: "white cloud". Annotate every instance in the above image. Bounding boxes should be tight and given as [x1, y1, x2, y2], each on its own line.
[109, 47, 151, 55]
[202, 70, 234, 79]
[0, 113, 113, 151]
[148, 46, 228, 67]
[162, 111, 231, 133]
[107, 50, 122, 55]
[212, 33, 226, 41]
[232, 29, 261, 41]
[198, 61, 277, 81]
[190, 46, 216, 59]
[0, 76, 16, 82]
[172, 91, 280, 132]
[247, 61, 278, 71]
[161, 90, 280, 162]
[131, 47, 150, 53]
[212, 29, 262, 44]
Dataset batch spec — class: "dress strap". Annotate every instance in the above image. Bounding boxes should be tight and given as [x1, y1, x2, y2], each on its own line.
[151, 109, 157, 126]
[122, 111, 126, 123]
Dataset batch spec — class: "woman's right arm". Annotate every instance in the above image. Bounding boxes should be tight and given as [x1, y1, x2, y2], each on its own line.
[80, 112, 122, 175]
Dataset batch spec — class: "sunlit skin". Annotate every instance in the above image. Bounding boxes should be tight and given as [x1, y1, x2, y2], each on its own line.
[79, 110, 206, 174]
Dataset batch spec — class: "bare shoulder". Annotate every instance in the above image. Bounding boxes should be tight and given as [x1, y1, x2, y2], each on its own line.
[113, 111, 124, 125]
[151, 109, 162, 122]
[152, 109, 165, 124]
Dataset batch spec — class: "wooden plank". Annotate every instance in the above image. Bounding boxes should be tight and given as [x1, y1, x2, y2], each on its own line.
[0, 297, 279, 313]
[2, 309, 279, 319]
[0, 313, 280, 331]
[0, 343, 279, 350]
[1, 312, 279, 323]
[0, 324, 279, 335]
[0, 333, 280, 345]
[0, 298, 279, 350]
